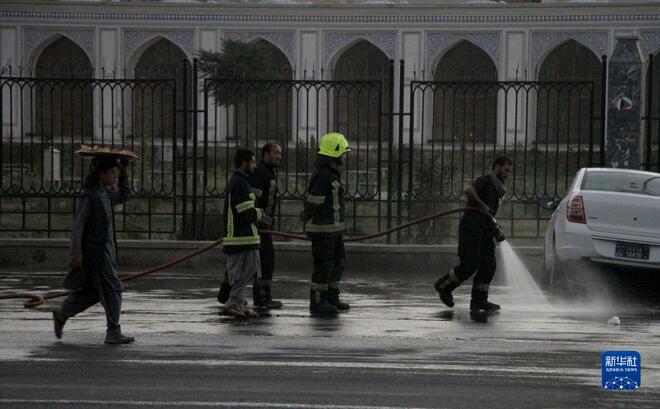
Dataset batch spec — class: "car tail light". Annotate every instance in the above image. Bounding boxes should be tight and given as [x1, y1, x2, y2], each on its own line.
[566, 195, 586, 223]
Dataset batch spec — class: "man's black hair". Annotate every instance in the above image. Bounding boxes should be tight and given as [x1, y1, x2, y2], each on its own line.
[492, 156, 513, 170]
[83, 158, 117, 190]
[261, 143, 278, 157]
[235, 148, 255, 169]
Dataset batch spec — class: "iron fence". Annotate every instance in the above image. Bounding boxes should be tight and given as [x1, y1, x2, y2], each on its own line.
[1, 59, 612, 242]
[644, 53, 660, 172]
[0, 75, 179, 238]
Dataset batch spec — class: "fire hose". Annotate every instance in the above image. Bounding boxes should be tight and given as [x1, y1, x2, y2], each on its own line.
[0, 207, 476, 309]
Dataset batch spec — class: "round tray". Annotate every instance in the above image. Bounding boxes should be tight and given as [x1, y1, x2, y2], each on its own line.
[75, 147, 138, 162]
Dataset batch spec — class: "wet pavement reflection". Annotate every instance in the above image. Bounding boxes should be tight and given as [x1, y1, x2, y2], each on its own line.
[1, 269, 660, 408]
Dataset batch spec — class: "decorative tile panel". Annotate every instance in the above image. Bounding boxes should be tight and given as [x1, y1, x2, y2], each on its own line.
[325, 32, 397, 62]
[426, 32, 500, 69]
[532, 31, 608, 67]
[24, 28, 95, 63]
[224, 31, 295, 65]
[124, 30, 194, 61]
[640, 31, 660, 57]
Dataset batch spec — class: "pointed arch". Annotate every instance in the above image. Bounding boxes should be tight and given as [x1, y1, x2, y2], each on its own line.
[125, 32, 193, 74]
[330, 39, 390, 143]
[536, 38, 601, 77]
[33, 35, 93, 78]
[328, 36, 391, 73]
[131, 37, 188, 148]
[230, 37, 294, 146]
[433, 40, 497, 81]
[536, 39, 602, 146]
[33, 36, 94, 141]
[432, 40, 498, 144]
[28, 31, 95, 76]
[537, 39, 600, 80]
[247, 37, 294, 79]
[248, 36, 294, 72]
[132, 37, 187, 79]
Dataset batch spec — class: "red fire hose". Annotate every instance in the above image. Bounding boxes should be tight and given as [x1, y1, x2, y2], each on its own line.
[0, 207, 474, 309]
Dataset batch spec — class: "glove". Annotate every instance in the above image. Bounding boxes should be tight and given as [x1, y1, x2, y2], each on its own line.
[494, 223, 506, 242]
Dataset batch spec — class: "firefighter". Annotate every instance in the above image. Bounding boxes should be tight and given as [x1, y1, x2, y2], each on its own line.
[220, 148, 272, 319]
[301, 132, 351, 317]
[250, 143, 283, 309]
[433, 156, 513, 314]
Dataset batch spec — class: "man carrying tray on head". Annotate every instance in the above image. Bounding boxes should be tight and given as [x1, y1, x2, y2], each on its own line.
[52, 145, 137, 344]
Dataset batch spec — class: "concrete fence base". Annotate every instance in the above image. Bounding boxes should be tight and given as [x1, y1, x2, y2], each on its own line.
[0, 239, 544, 283]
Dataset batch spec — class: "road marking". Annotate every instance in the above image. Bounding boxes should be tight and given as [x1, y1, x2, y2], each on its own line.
[0, 399, 433, 408]
[11, 356, 594, 377]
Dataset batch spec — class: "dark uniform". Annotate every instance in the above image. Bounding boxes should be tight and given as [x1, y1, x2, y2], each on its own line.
[222, 170, 263, 254]
[250, 159, 282, 308]
[302, 157, 349, 314]
[221, 170, 265, 309]
[435, 174, 506, 311]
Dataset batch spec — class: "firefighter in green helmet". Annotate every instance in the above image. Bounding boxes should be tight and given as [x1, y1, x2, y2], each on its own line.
[301, 132, 351, 316]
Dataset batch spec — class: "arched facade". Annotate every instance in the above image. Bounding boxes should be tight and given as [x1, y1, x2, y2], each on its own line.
[231, 38, 294, 148]
[332, 39, 390, 142]
[33, 36, 93, 141]
[536, 39, 603, 145]
[131, 37, 187, 145]
[432, 41, 498, 144]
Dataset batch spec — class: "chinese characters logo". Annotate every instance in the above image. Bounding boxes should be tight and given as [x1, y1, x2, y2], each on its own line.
[602, 351, 641, 390]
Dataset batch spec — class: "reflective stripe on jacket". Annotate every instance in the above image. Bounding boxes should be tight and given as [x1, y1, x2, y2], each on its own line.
[303, 163, 346, 237]
[223, 171, 263, 253]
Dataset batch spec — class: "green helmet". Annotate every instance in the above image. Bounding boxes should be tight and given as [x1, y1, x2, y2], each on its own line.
[318, 132, 350, 158]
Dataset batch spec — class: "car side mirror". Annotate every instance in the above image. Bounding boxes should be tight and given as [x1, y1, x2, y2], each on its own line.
[537, 196, 558, 210]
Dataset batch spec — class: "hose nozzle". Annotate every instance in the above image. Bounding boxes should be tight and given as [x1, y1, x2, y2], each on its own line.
[491, 218, 506, 242]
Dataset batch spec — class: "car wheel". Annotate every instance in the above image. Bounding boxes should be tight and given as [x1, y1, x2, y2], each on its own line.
[547, 235, 567, 293]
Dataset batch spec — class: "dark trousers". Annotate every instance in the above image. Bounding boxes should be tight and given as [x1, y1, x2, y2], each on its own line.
[452, 232, 496, 292]
[60, 262, 123, 329]
[259, 233, 275, 281]
[311, 236, 345, 285]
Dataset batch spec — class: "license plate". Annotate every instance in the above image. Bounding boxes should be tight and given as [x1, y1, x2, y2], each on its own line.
[615, 242, 650, 260]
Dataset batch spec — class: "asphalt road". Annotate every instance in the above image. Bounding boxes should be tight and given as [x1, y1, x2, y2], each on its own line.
[1, 270, 659, 408]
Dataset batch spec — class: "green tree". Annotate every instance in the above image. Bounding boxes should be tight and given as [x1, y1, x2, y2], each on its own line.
[197, 39, 292, 106]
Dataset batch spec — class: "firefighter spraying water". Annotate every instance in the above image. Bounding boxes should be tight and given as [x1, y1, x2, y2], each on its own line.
[434, 157, 513, 315]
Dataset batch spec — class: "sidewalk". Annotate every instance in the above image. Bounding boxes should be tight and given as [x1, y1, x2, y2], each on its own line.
[0, 238, 544, 278]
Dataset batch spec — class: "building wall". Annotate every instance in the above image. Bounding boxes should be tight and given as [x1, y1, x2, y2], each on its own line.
[1, 0, 659, 146]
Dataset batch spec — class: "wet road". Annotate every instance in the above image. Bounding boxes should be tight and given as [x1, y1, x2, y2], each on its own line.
[1, 270, 660, 408]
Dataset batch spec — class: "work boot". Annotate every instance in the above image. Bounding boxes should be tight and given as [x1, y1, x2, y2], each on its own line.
[217, 271, 232, 304]
[253, 279, 283, 310]
[326, 287, 350, 311]
[469, 287, 500, 314]
[470, 300, 501, 313]
[104, 327, 135, 344]
[309, 289, 338, 317]
[434, 275, 458, 308]
[52, 310, 67, 339]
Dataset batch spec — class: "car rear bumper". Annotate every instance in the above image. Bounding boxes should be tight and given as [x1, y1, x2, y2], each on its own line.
[556, 228, 660, 270]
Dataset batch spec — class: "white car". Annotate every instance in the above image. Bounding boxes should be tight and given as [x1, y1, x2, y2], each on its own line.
[543, 168, 660, 286]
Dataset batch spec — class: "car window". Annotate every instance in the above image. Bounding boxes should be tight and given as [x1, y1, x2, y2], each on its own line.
[581, 172, 660, 197]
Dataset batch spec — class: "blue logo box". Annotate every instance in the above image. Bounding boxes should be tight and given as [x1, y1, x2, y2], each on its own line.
[602, 351, 641, 390]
